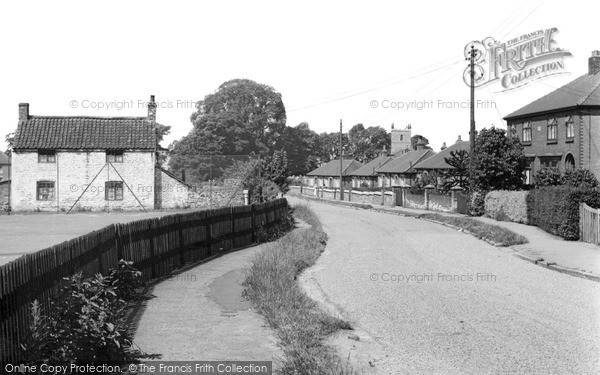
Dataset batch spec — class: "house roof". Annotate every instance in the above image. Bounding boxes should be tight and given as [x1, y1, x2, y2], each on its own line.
[13, 116, 156, 150]
[0, 151, 9, 164]
[349, 155, 394, 176]
[306, 159, 363, 176]
[504, 72, 600, 120]
[412, 141, 469, 170]
[376, 149, 436, 174]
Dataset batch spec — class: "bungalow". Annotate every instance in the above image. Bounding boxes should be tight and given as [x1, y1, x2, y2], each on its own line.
[376, 149, 436, 187]
[349, 153, 393, 188]
[412, 137, 469, 187]
[305, 158, 363, 188]
[11, 96, 190, 212]
[504, 51, 600, 182]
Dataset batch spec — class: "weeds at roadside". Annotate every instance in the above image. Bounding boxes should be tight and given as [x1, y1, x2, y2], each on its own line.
[243, 204, 358, 375]
[421, 213, 528, 246]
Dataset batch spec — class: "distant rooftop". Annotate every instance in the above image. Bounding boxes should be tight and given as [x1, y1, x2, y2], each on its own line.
[306, 159, 363, 177]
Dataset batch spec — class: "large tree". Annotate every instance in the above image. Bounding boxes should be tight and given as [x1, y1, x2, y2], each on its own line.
[472, 126, 526, 191]
[347, 124, 389, 162]
[169, 79, 287, 181]
[411, 134, 431, 150]
[275, 122, 320, 175]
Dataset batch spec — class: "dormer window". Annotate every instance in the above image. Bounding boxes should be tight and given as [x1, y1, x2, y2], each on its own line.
[38, 150, 56, 163]
[106, 150, 124, 163]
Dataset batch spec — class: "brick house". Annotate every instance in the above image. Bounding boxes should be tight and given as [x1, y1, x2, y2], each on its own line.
[504, 51, 600, 183]
[11, 96, 190, 212]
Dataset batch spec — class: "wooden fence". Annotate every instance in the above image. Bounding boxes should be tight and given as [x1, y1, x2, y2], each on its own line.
[0, 198, 289, 363]
[580, 203, 600, 245]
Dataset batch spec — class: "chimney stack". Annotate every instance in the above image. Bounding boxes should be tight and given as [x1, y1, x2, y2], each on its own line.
[456, 135, 462, 143]
[589, 51, 600, 75]
[19, 103, 29, 121]
[181, 169, 186, 183]
[147, 95, 157, 122]
[441, 142, 447, 151]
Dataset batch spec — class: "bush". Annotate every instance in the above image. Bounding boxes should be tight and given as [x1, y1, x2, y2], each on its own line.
[20, 260, 148, 367]
[484, 190, 529, 224]
[534, 168, 562, 187]
[468, 190, 486, 216]
[562, 169, 599, 188]
[527, 186, 600, 240]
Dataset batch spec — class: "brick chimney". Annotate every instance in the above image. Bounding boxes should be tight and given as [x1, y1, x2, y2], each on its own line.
[456, 135, 462, 144]
[441, 142, 447, 151]
[19, 103, 29, 121]
[147, 95, 157, 122]
[589, 51, 600, 75]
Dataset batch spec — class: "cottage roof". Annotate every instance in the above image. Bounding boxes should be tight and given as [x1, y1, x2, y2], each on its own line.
[13, 116, 156, 150]
[0, 151, 9, 164]
[306, 159, 363, 176]
[504, 72, 600, 120]
[412, 141, 469, 170]
[376, 149, 436, 173]
[349, 155, 394, 176]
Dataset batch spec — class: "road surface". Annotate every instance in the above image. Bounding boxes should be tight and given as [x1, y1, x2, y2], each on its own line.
[289, 197, 600, 374]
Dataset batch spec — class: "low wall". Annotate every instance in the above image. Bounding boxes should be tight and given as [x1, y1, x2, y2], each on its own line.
[289, 186, 395, 206]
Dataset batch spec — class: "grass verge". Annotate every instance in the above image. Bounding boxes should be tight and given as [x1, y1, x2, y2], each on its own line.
[243, 203, 356, 375]
[420, 213, 528, 246]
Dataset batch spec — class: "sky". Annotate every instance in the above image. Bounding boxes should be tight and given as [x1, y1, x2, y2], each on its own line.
[1, 0, 598, 153]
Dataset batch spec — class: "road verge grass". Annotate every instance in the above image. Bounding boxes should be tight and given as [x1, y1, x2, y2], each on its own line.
[420, 213, 528, 246]
[243, 203, 356, 375]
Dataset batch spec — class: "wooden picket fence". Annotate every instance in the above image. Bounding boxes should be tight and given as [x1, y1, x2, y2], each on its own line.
[0, 198, 289, 363]
[580, 203, 600, 245]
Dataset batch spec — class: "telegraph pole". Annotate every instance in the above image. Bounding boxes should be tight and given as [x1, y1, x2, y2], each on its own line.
[468, 45, 477, 193]
[339, 119, 344, 201]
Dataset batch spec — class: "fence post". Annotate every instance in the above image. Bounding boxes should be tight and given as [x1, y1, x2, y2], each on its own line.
[251, 204, 256, 243]
[115, 224, 123, 261]
[148, 220, 157, 279]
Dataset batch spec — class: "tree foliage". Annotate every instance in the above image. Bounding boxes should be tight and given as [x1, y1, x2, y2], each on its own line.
[472, 127, 526, 192]
[411, 134, 430, 150]
[168, 79, 287, 182]
[346, 124, 390, 162]
[441, 149, 469, 191]
[4, 132, 14, 157]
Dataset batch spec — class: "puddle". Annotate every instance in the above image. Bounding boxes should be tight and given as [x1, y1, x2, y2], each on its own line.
[208, 269, 251, 316]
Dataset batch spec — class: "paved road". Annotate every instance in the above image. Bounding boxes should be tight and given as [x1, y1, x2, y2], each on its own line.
[289, 197, 600, 374]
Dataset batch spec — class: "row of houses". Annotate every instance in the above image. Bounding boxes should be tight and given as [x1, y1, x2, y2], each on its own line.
[305, 50, 600, 189]
[305, 125, 468, 189]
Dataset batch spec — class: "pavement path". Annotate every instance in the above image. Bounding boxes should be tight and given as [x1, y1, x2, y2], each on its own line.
[288, 196, 600, 374]
[132, 242, 282, 367]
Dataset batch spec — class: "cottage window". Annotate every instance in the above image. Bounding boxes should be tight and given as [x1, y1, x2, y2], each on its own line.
[522, 122, 532, 143]
[566, 118, 574, 141]
[36, 181, 55, 201]
[547, 119, 557, 142]
[106, 150, 124, 163]
[38, 150, 56, 163]
[105, 181, 124, 201]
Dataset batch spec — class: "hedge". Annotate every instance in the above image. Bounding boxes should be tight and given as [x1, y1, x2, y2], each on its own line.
[526, 186, 600, 240]
[485, 190, 529, 224]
